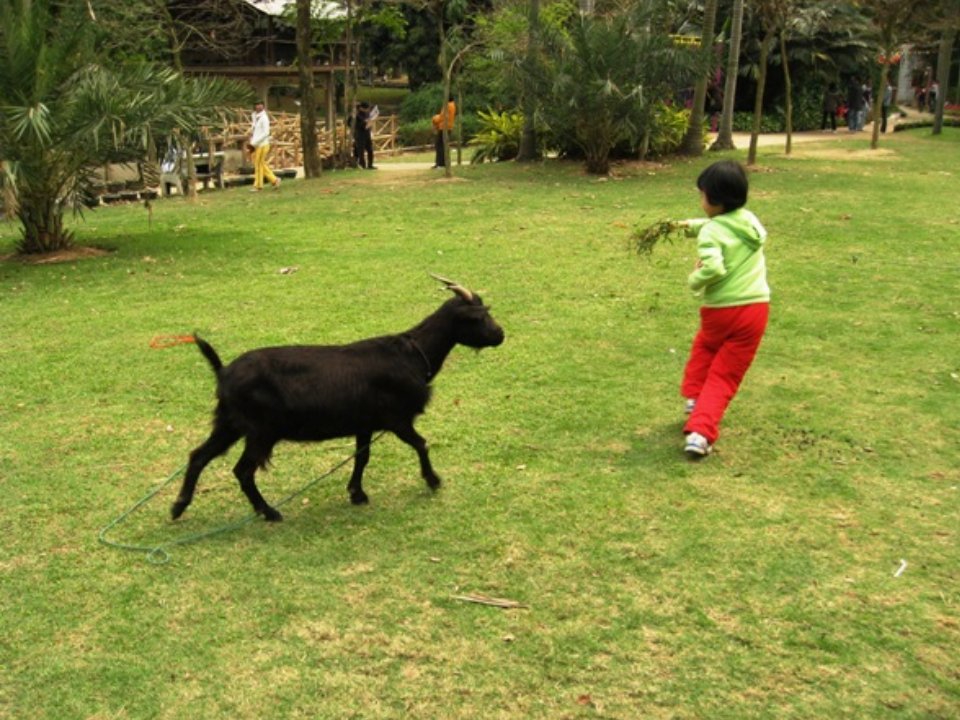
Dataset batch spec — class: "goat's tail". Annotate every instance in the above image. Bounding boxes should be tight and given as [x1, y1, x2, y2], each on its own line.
[193, 334, 224, 374]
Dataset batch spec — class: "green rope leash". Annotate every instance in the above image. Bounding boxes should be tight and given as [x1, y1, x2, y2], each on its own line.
[99, 433, 384, 564]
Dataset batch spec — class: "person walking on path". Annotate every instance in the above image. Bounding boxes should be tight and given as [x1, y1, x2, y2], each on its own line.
[672, 160, 771, 459]
[432, 95, 456, 169]
[249, 100, 280, 191]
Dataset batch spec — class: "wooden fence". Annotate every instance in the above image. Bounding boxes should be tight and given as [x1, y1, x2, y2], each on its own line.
[203, 109, 399, 169]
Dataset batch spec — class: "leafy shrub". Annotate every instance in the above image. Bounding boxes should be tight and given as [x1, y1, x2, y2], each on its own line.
[398, 118, 436, 147]
[469, 109, 524, 163]
[732, 111, 783, 133]
[399, 83, 446, 124]
[647, 103, 690, 157]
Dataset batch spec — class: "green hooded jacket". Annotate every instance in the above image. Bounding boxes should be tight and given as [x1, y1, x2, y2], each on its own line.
[684, 208, 770, 308]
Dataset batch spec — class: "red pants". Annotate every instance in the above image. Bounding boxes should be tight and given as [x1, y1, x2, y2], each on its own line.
[681, 303, 769, 444]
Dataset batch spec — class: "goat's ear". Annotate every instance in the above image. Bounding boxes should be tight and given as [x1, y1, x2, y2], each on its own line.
[430, 273, 475, 302]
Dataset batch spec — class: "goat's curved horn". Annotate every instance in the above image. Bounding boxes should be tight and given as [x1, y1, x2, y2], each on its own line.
[430, 273, 474, 301]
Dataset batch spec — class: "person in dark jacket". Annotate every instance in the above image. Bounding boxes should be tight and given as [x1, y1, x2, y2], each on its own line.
[846, 76, 865, 132]
[821, 82, 841, 131]
[352, 102, 375, 169]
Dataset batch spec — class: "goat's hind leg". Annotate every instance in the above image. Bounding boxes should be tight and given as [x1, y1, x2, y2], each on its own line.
[393, 423, 442, 491]
[347, 432, 373, 505]
[234, 437, 283, 521]
[172, 424, 241, 520]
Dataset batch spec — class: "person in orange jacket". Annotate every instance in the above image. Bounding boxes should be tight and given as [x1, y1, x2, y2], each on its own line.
[432, 95, 456, 168]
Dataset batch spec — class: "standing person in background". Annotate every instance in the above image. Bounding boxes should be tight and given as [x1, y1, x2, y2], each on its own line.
[352, 101, 375, 169]
[881, 81, 894, 133]
[432, 95, 456, 169]
[821, 82, 841, 132]
[250, 100, 280, 192]
[846, 76, 864, 132]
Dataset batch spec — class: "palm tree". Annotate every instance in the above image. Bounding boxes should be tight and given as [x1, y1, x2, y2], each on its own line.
[0, 0, 248, 254]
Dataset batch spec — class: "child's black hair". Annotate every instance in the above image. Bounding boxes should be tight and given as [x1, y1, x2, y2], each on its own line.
[696, 160, 748, 212]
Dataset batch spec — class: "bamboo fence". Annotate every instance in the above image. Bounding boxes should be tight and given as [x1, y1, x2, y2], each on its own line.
[206, 109, 398, 169]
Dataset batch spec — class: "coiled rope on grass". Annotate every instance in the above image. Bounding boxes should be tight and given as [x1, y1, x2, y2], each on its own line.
[98, 433, 385, 564]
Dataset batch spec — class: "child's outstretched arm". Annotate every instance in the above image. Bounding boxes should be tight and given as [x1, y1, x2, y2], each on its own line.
[674, 219, 709, 237]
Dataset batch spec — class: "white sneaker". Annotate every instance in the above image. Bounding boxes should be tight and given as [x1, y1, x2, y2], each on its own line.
[684, 432, 712, 458]
[684, 398, 696, 415]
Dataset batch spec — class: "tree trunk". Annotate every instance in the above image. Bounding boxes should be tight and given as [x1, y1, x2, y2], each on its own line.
[710, 0, 744, 152]
[933, 29, 956, 135]
[870, 52, 889, 150]
[747, 29, 775, 166]
[781, 32, 793, 155]
[2, 161, 18, 220]
[681, 0, 719, 155]
[17, 191, 72, 254]
[296, 0, 322, 177]
[343, 0, 356, 169]
[517, 0, 541, 161]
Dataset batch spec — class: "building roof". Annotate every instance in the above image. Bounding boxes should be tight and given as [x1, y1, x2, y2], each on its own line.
[242, 0, 344, 20]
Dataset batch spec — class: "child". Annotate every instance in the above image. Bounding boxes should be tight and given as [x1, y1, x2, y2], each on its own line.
[675, 160, 769, 458]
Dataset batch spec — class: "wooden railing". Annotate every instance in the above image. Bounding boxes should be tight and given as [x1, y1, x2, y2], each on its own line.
[202, 109, 399, 169]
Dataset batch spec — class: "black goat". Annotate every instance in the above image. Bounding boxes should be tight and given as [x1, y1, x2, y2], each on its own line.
[171, 276, 504, 522]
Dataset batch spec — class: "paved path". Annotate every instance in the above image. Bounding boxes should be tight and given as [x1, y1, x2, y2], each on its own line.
[374, 118, 915, 172]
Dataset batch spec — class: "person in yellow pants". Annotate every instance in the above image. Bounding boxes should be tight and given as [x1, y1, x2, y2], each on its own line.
[249, 100, 280, 191]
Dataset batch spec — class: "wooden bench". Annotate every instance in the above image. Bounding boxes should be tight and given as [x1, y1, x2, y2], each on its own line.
[194, 156, 224, 190]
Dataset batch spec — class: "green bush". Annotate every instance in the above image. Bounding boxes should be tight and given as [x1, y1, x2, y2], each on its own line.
[399, 83, 446, 124]
[398, 118, 436, 147]
[647, 103, 690, 157]
[469, 109, 524, 163]
[732, 111, 783, 133]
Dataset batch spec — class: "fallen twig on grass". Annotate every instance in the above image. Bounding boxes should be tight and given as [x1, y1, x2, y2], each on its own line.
[452, 593, 528, 609]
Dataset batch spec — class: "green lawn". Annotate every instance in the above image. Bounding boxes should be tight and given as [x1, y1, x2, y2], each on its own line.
[1, 129, 958, 719]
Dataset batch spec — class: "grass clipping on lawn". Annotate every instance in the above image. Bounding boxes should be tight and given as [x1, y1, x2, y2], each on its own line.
[632, 219, 684, 256]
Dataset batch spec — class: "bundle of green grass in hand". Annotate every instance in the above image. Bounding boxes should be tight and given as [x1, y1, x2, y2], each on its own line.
[631, 219, 686, 256]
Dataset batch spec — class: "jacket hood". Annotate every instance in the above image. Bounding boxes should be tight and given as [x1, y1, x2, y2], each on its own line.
[716, 208, 767, 251]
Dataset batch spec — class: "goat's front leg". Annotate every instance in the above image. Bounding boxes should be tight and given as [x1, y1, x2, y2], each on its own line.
[347, 431, 372, 505]
[172, 425, 240, 520]
[393, 423, 441, 491]
[233, 439, 283, 521]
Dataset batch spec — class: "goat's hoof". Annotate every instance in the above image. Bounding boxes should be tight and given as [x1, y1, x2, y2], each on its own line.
[262, 507, 284, 522]
[170, 500, 189, 520]
[350, 491, 369, 505]
[426, 476, 442, 491]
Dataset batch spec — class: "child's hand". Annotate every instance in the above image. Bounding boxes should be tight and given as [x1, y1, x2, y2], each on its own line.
[694, 259, 703, 269]
[670, 220, 690, 230]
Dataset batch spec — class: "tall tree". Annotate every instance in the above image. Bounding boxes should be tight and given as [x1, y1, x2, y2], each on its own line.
[0, 0, 249, 254]
[710, 0, 744, 151]
[747, 1, 779, 166]
[859, 0, 924, 149]
[927, 0, 960, 134]
[296, 0, 322, 177]
[516, 0, 541, 161]
[680, 0, 719, 155]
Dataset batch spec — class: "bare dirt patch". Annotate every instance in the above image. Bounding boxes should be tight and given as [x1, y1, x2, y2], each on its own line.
[1, 245, 113, 265]
[792, 147, 899, 162]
